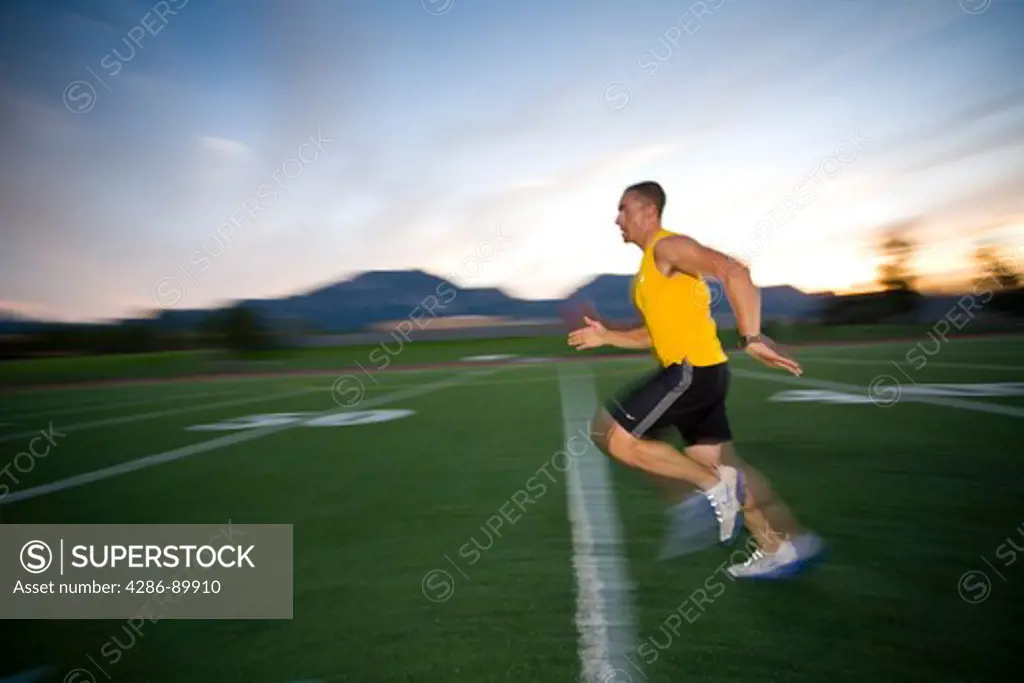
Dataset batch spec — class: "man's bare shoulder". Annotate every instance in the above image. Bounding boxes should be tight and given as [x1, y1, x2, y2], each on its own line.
[653, 234, 702, 264]
[654, 233, 699, 251]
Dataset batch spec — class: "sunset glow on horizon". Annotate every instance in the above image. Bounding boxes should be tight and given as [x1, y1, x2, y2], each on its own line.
[1, 0, 1022, 322]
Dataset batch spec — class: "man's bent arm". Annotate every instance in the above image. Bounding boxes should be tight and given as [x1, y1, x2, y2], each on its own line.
[655, 236, 761, 337]
[604, 326, 651, 349]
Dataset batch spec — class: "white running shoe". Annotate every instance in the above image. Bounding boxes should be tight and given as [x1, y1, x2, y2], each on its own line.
[726, 533, 825, 580]
[704, 465, 743, 544]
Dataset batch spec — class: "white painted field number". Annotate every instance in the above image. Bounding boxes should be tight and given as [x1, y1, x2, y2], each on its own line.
[186, 410, 415, 431]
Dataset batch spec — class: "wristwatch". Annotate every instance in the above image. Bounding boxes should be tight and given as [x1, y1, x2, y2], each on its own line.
[738, 334, 762, 349]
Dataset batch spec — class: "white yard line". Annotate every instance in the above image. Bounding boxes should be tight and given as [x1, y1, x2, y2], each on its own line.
[557, 363, 642, 683]
[733, 369, 1024, 418]
[0, 369, 499, 506]
[0, 386, 327, 444]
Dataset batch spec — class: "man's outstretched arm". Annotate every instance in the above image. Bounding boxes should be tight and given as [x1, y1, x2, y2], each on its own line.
[604, 325, 651, 349]
[568, 317, 651, 350]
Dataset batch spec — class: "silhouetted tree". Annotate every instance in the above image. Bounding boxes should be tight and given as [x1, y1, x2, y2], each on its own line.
[874, 223, 923, 318]
[204, 303, 278, 354]
[974, 244, 1020, 292]
[973, 243, 1024, 319]
[877, 224, 919, 292]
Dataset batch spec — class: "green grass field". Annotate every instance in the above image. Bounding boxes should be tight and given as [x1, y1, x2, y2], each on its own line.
[2, 336, 1023, 682]
[3, 322, 1020, 388]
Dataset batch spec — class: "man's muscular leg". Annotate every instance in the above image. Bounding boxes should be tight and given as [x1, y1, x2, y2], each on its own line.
[590, 409, 720, 491]
[591, 409, 744, 546]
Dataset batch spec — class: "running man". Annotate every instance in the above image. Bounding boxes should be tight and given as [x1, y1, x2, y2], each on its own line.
[567, 180, 822, 578]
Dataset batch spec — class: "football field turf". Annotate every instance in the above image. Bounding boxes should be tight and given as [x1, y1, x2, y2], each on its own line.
[2, 336, 1023, 682]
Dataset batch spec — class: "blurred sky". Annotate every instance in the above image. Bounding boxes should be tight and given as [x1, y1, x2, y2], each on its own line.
[1, 0, 1023, 321]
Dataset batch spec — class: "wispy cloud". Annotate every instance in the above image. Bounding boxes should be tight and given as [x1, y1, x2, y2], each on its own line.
[199, 135, 250, 161]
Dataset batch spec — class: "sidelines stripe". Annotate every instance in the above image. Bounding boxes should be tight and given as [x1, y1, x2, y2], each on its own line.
[0, 370, 498, 506]
[0, 386, 325, 444]
[791, 357, 1024, 372]
[558, 363, 641, 683]
[744, 335, 1024, 354]
[0, 358, 551, 399]
[732, 369, 1024, 418]
[0, 668, 318, 682]
[1, 385, 252, 423]
[2, 390, 204, 420]
[301, 367, 646, 392]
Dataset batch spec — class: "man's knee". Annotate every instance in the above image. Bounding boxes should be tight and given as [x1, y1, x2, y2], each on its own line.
[604, 425, 640, 466]
[590, 409, 645, 467]
[590, 409, 615, 452]
[684, 440, 726, 470]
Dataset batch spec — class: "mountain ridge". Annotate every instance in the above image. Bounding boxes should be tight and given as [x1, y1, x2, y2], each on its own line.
[0, 269, 960, 334]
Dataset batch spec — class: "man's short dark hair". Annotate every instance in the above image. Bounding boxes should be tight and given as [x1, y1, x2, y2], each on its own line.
[625, 181, 666, 217]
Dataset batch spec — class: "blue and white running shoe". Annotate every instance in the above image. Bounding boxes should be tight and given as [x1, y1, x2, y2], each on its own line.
[725, 532, 825, 579]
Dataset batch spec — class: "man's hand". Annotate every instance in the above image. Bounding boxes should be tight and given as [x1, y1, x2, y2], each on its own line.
[744, 336, 803, 376]
[568, 316, 608, 351]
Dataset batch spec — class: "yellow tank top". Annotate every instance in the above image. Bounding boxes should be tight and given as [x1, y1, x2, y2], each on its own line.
[632, 228, 728, 367]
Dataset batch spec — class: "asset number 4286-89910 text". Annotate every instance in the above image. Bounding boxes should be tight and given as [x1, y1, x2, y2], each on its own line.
[125, 579, 221, 594]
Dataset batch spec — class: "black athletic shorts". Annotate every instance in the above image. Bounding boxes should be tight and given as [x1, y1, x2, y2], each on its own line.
[605, 360, 732, 445]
